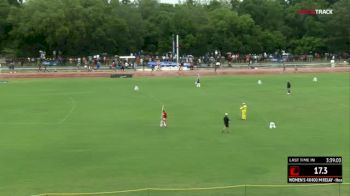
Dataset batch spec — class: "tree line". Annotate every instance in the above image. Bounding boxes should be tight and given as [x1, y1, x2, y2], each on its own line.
[0, 0, 349, 57]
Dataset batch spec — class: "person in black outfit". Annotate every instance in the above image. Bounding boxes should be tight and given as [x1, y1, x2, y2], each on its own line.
[287, 81, 291, 95]
[222, 113, 230, 133]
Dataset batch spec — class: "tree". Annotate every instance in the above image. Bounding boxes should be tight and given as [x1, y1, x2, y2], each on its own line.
[289, 36, 326, 54]
[113, 2, 145, 53]
[230, 0, 240, 10]
[238, 0, 285, 31]
[0, 0, 11, 51]
[7, 0, 21, 6]
[8, 0, 131, 56]
[326, 0, 350, 52]
[259, 30, 287, 53]
[1, 0, 348, 57]
[173, 4, 208, 55]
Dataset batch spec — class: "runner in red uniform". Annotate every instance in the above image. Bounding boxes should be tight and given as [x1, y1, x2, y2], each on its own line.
[161, 110, 167, 127]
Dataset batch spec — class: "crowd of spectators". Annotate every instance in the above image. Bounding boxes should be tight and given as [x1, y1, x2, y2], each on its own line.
[1, 52, 349, 71]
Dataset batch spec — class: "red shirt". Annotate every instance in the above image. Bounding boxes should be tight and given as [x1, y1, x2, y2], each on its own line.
[162, 112, 167, 119]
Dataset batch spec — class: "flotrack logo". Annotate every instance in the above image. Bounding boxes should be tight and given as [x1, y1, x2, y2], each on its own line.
[298, 9, 333, 15]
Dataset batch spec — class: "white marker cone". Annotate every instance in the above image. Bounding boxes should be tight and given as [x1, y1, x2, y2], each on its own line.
[269, 122, 276, 129]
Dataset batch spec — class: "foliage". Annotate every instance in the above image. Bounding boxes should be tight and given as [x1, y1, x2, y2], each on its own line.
[0, 0, 348, 57]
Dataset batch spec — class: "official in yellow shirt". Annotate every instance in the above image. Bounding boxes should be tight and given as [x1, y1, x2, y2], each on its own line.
[240, 103, 248, 120]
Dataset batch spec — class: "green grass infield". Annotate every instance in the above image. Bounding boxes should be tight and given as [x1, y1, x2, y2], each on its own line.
[0, 73, 349, 196]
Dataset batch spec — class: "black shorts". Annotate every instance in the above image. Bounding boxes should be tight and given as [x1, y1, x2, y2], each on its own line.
[224, 123, 229, 128]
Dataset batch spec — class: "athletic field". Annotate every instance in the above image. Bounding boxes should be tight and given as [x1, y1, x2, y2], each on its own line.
[0, 73, 349, 196]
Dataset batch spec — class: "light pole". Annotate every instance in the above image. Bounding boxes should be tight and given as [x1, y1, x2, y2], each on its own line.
[176, 34, 179, 67]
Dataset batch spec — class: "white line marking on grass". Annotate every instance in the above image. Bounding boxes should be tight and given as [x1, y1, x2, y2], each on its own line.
[0, 122, 56, 125]
[58, 97, 77, 124]
[3, 91, 92, 97]
[0, 97, 77, 125]
[31, 183, 350, 196]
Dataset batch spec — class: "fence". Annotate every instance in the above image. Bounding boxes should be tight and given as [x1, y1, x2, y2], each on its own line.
[0, 61, 349, 74]
[32, 183, 350, 196]
[0, 55, 349, 69]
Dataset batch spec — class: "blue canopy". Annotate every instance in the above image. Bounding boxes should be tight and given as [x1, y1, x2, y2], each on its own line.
[147, 61, 191, 68]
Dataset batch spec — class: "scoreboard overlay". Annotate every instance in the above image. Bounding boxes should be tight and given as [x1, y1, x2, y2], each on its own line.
[288, 157, 342, 183]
